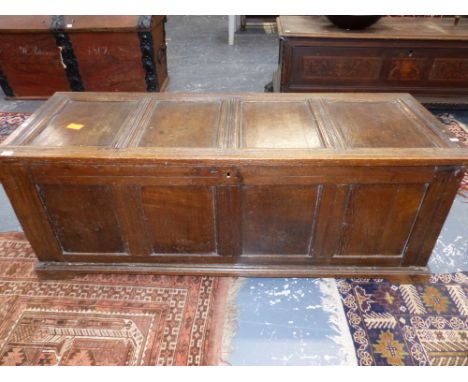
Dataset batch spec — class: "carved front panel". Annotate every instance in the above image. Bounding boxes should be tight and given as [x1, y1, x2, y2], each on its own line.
[282, 32, 468, 95]
[429, 58, 468, 82]
[302, 56, 382, 80]
[387, 58, 427, 81]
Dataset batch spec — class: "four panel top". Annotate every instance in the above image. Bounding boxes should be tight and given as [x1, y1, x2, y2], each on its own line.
[1, 92, 466, 164]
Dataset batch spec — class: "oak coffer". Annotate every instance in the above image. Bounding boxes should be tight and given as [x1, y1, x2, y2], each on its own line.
[0, 92, 466, 277]
[0, 16, 168, 98]
[275, 16, 468, 98]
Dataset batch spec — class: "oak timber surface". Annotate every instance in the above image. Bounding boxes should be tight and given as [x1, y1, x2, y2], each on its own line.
[1, 92, 465, 162]
[0, 92, 466, 276]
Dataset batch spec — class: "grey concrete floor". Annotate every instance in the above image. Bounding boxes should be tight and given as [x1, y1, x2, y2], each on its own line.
[165, 15, 278, 93]
[0, 15, 466, 366]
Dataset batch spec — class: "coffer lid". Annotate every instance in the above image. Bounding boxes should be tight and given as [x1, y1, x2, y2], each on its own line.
[1, 92, 466, 166]
[278, 16, 468, 41]
[0, 16, 164, 33]
[60, 16, 164, 32]
[0, 16, 53, 32]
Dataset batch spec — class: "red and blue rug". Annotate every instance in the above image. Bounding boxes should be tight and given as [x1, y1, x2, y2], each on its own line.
[0, 112, 31, 144]
[337, 273, 468, 366]
[0, 233, 234, 365]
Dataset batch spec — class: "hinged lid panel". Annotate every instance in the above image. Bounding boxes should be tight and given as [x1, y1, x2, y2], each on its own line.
[239, 100, 325, 149]
[134, 99, 224, 148]
[1, 92, 465, 165]
[313, 94, 449, 149]
[3, 93, 148, 148]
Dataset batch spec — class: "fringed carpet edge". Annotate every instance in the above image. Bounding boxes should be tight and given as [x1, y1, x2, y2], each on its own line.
[318, 278, 359, 365]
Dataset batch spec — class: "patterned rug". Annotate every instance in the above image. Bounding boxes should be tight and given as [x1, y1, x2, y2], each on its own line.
[0, 233, 235, 366]
[436, 112, 468, 195]
[0, 112, 31, 144]
[337, 273, 468, 366]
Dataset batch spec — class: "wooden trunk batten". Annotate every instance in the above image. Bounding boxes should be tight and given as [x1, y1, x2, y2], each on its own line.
[275, 16, 468, 101]
[0, 92, 466, 278]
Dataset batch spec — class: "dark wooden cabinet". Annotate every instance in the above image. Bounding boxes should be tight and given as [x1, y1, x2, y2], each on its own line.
[275, 16, 468, 99]
[0, 16, 168, 98]
[0, 92, 466, 277]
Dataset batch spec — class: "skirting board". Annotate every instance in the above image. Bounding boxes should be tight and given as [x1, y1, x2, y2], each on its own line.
[35, 262, 431, 283]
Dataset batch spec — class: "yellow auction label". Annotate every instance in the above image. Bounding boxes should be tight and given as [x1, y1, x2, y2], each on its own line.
[66, 123, 84, 130]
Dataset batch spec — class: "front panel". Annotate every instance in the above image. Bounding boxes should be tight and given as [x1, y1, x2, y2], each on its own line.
[281, 39, 468, 95]
[329, 184, 428, 260]
[38, 183, 125, 254]
[241, 185, 318, 255]
[2, 162, 462, 273]
[237, 166, 437, 267]
[141, 186, 216, 254]
[28, 164, 237, 263]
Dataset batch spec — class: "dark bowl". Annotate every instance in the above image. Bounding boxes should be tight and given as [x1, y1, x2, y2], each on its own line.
[326, 16, 382, 30]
